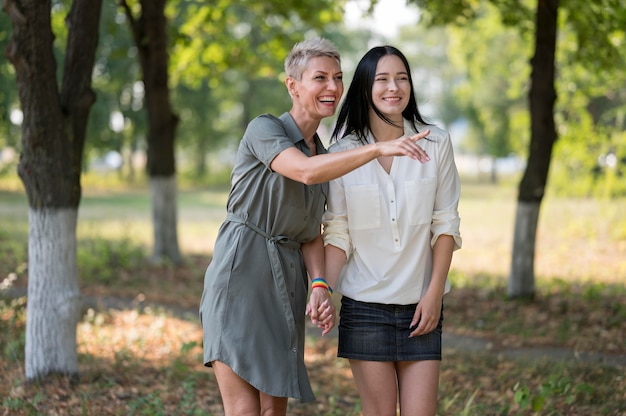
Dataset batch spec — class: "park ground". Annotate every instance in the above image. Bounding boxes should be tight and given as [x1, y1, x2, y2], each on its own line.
[1, 182, 625, 414]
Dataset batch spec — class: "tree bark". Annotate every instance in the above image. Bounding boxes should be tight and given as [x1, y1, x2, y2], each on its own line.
[150, 175, 181, 264]
[508, 201, 540, 297]
[508, 0, 559, 298]
[121, 0, 182, 264]
[26, 209, 81, 380]
[4, 0, 102, 379]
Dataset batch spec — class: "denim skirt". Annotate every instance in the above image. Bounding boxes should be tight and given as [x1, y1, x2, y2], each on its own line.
[338, 296, 443, 361]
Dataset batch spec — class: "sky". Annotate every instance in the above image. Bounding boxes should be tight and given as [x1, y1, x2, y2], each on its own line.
[344, 0, 420, 39]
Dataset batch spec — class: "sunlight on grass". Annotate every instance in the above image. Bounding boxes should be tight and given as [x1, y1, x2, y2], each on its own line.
[452, 182, 626, 285]
[3, 180, 625, 284]
[78, 308, 204, 365]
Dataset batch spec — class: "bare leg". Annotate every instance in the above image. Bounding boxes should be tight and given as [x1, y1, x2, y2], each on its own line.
[212, 360, 262, 416]
[212, 361, 288, 416]
[349, 359, 398, 416]
[397, 360, 440, 416]
[260, 392, 288, 416]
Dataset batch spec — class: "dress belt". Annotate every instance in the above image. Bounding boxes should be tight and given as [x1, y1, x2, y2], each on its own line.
[225, 213, 300, 350]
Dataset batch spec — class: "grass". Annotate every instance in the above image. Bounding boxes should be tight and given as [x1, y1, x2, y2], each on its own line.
[1, 178, 626, 415]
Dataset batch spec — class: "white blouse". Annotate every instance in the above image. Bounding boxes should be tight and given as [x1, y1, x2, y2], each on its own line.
[322, 120, 462, 305]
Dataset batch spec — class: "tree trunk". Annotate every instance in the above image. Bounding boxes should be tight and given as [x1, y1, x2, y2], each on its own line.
[508, 0, 559, 298]
[150, 175, 181, 264]
[121, 0, 182, 264]
[490, 156, 498, 184]
[4, 0, 102, 379]
[26, 209, 81, 379]
[195, 133, 207, 178]
[508, 201, 540, 297]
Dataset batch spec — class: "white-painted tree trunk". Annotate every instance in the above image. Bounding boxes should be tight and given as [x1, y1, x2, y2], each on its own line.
[150, 175, 181, 264]
[508, 200, 540, 298]
[25, 208, 81, 380]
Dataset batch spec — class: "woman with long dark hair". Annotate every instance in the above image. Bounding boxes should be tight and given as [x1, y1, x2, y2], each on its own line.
[323, 45, 462, 415]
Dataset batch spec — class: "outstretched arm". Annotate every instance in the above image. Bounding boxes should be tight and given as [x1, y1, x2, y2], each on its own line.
[271, 130, 430, 185]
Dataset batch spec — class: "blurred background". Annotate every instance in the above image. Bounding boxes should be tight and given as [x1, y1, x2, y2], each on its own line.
[1, 0, 623, 196]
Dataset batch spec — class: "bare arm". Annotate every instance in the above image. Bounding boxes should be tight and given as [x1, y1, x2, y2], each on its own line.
[271, 130, 430, 185]
[324, 244, 347, 291]
[409, 234, 455, 337]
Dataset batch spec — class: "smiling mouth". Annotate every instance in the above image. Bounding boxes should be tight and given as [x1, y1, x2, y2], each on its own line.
[319, 96, 336, 103]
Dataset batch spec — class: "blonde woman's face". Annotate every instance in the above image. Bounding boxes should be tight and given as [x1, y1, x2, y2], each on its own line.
[287, 56, 343, 121]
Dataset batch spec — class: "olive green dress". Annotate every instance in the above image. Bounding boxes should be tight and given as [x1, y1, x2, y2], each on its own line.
[199, 112, 327, 402]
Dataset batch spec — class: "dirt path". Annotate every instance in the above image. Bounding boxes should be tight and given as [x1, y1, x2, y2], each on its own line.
[442, 332, 626, 368]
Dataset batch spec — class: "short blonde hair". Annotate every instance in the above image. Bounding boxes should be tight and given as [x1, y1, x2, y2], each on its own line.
[284, 37, 341, 80]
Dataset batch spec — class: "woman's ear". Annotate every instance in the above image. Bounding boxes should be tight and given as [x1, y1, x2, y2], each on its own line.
[285, 77, 298, 98]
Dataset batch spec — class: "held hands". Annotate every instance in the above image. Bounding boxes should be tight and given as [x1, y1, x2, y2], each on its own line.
[306, 287, 336, 336]
[376, 128, 431, 163]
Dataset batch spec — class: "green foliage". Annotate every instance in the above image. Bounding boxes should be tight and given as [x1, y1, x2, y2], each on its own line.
[163, 0, 357, 180]
[167, 0, 345, 88]
[85, 1, 144, 167]
[564, 0, 626, 71]
[546, 4, 626, 197]
[119, 379, 212, 416]
[395, 24, 464, 127]
[0, 295, 26, 364]
[409, 0, 626, 195]
[514, 375, 594, 413]
[175, 380, 205, 416]
[449, 270, 507, 291]
[127, 392, 166, 415]
[443, 3, 531, 158]
[77, 237, 146, 285]
[440, 389, 482, 416]
[3, 0, 625, 190]
[2, 393, 44, 415]
[0, 261, 26, 364]
[550, 119, 626, 198]
[410, 0, 535, 31]
[438, 353, 624, 414]
[0, 236, 27, 278]
[1, 0, 357, 182]
[169, 341, 201, 380]
[0, 10, 19, 150]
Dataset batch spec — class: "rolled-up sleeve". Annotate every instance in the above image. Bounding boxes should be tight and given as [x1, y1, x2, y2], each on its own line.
[431, 131, 462, 251]
[322, 177, 354, 256]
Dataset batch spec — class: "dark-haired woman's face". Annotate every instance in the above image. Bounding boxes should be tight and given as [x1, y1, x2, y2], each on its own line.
[371, 55, 410, 121]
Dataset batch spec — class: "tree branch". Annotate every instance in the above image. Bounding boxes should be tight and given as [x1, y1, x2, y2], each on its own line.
[119, 0, 141, 46]
[2, 0, 30, 76]
[2, 0, 26, 24]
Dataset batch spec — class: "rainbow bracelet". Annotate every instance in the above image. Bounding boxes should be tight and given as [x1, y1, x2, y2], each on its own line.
[311, 277, 333, 295]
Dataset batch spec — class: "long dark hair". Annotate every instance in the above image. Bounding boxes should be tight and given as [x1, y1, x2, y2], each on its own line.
[331, 45, 430, 144]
